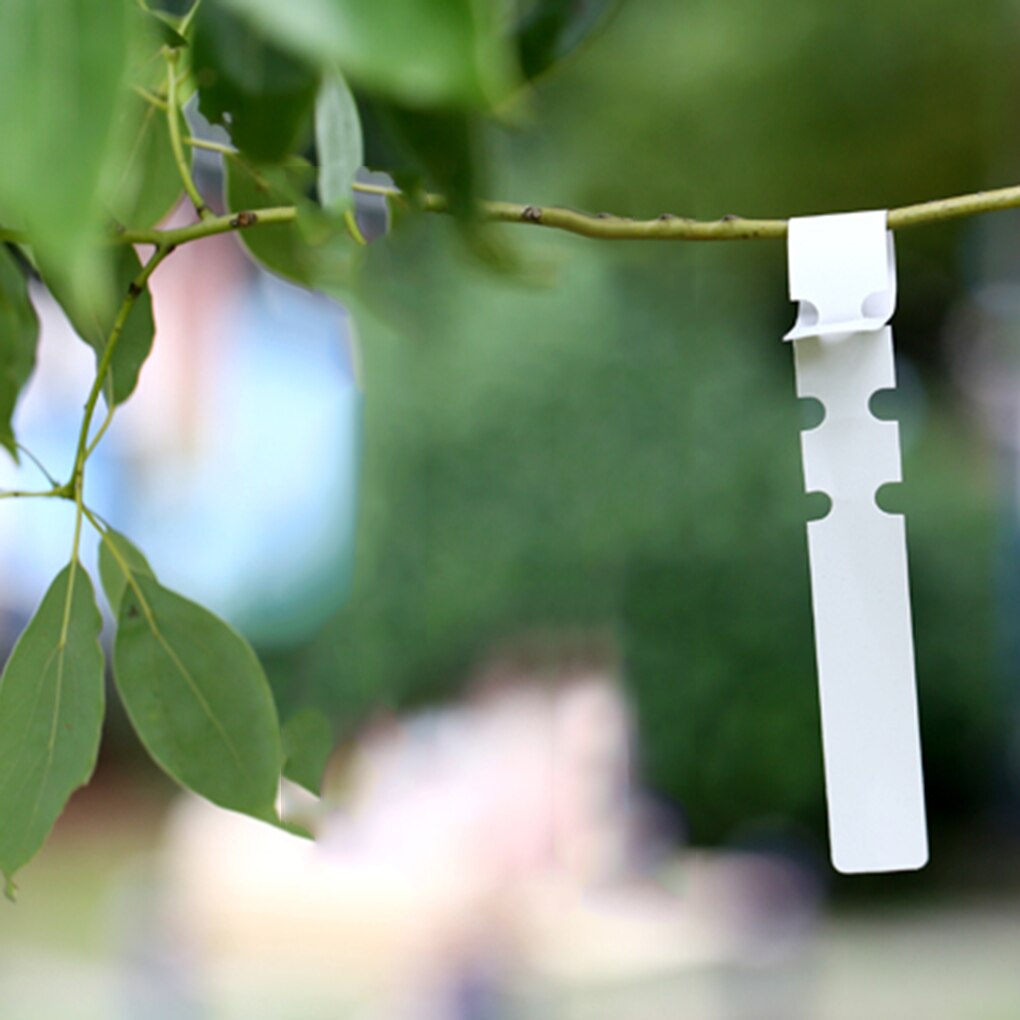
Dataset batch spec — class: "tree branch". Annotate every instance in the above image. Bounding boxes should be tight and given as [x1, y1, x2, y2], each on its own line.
[420, 181, 1020, 240]
[119, 206, 297, 246]
[120, 180, 1020, 249]
[71, 245, 172, 493]
[11, 180, 1020, 255]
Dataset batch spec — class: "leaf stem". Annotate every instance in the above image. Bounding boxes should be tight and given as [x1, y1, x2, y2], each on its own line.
[131, 84, 168, 111]
[13, 444, 59, 487]
[70, 246, 171, 493]
[0, 488, 68, 500]
[184, 135, 235, 157]
[165, 51, 211, 220]
[84, 404, 116, 461]
[179, 0, 203, 36]
[80, 507, 155, 627]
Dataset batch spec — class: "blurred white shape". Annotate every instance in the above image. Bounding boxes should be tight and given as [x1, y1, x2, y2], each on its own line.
[159, 662, 820, 1019]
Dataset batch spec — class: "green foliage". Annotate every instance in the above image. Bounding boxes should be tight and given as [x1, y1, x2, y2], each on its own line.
[0, 248, 38, 458]
[101, 10, 184, 229]
[98, 529, 155, 614]
[0, 565, 105, 891]
[315, 71, 363, 214]
[0, 0, 1009, 879]
[226, 156, 357, 288]
[216, 0, 517, 107]
[43, 245, 155, 407]
[515, 0, 620, 79]
[380, 107, 482, 215]
[102, 93, 184, 230]
[282, 708, 334, 795]
[113, 573, 282, 820]
[0, 0, 627, 881]
[193, 3, 319, 162]
[0, 0, 127, 310]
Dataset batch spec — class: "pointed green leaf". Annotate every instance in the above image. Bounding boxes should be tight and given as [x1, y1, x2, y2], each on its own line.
[515, 0, 621, 80]
[226, 157, 316, 283]
[98, 529, 154, 615]
[315, 71, 362, 215]
[217, 0, 517, 108]
[225, 156, 357, 288]
[281, 707, 333, 795]
[193, 3, 319, 163]
[41, 244, 155, 406]
[0, 247, 39, 459]
[142, 8, 189, 49]
[376, 105, 482, 219]
[114, 575, 282, 818]
[102, 93, 183, 230]
[0, 0, 128, 307]
[96, 2, 183, 231]
[0, 564, 105, 884]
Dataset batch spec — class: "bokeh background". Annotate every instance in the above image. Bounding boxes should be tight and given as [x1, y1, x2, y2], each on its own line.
[3, 0, 1020, 1017]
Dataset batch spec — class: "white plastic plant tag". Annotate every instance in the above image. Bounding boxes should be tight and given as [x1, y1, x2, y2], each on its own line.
[785, 211, 928, 874]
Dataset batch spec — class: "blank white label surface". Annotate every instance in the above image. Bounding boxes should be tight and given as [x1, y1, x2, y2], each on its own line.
[786, 212, 928, 874]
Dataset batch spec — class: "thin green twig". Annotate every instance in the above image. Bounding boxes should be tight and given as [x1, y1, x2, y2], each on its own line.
[179, 0, 203, 36]
[132, 84, 168, 111]
[119, 206, 297, 246]
[111, 179, 1020, 250]
[11, 176, 1020, 256]
[14, 444, 60, 487]
[72, 246, 172, 489]
[165, 51, 210, 220]
[184, 135, 235, 157]
[0, 488, 67, 500]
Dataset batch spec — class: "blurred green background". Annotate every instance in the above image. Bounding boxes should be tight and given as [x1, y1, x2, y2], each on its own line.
[261, 0, 1017, 857]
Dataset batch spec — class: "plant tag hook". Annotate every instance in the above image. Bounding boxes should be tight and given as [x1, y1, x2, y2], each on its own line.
[784, 211, 928, 873]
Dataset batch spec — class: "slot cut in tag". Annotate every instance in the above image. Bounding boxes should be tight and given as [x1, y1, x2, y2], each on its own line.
[785, 211, 928, 874]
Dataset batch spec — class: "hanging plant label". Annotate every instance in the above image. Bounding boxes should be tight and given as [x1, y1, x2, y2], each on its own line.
[785, 211, 928, 874]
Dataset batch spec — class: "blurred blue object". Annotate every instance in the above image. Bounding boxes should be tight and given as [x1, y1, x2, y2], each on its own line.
[123, 272, 362, 646]
[0, 269, 361, 650]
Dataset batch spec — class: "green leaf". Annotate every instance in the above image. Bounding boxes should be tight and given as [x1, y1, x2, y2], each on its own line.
[143, 7, 189, 49]
[315, 71, 363, 215]
[41, 244, 155, 406]
[0, 564, 105, 884]
[193, 3, 319, 163]
[0, 247, 39, 459]
[217, 0, 517, 108]
[102, 95, 184, 230]
[377, 106, 481, 218]
[114, 574, 282, 819]
[281, 708, 333, 795]
[97, 0, 183, 230]
[225, 156, 358, 288]
[98, 529, 154, 615]
[102, 90, 183, 230]
[515, 0, 620, 80]
[0, 0, 128, 308]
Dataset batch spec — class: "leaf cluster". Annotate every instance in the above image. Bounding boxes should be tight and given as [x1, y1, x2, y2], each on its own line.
[0, 0, 616, 887]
